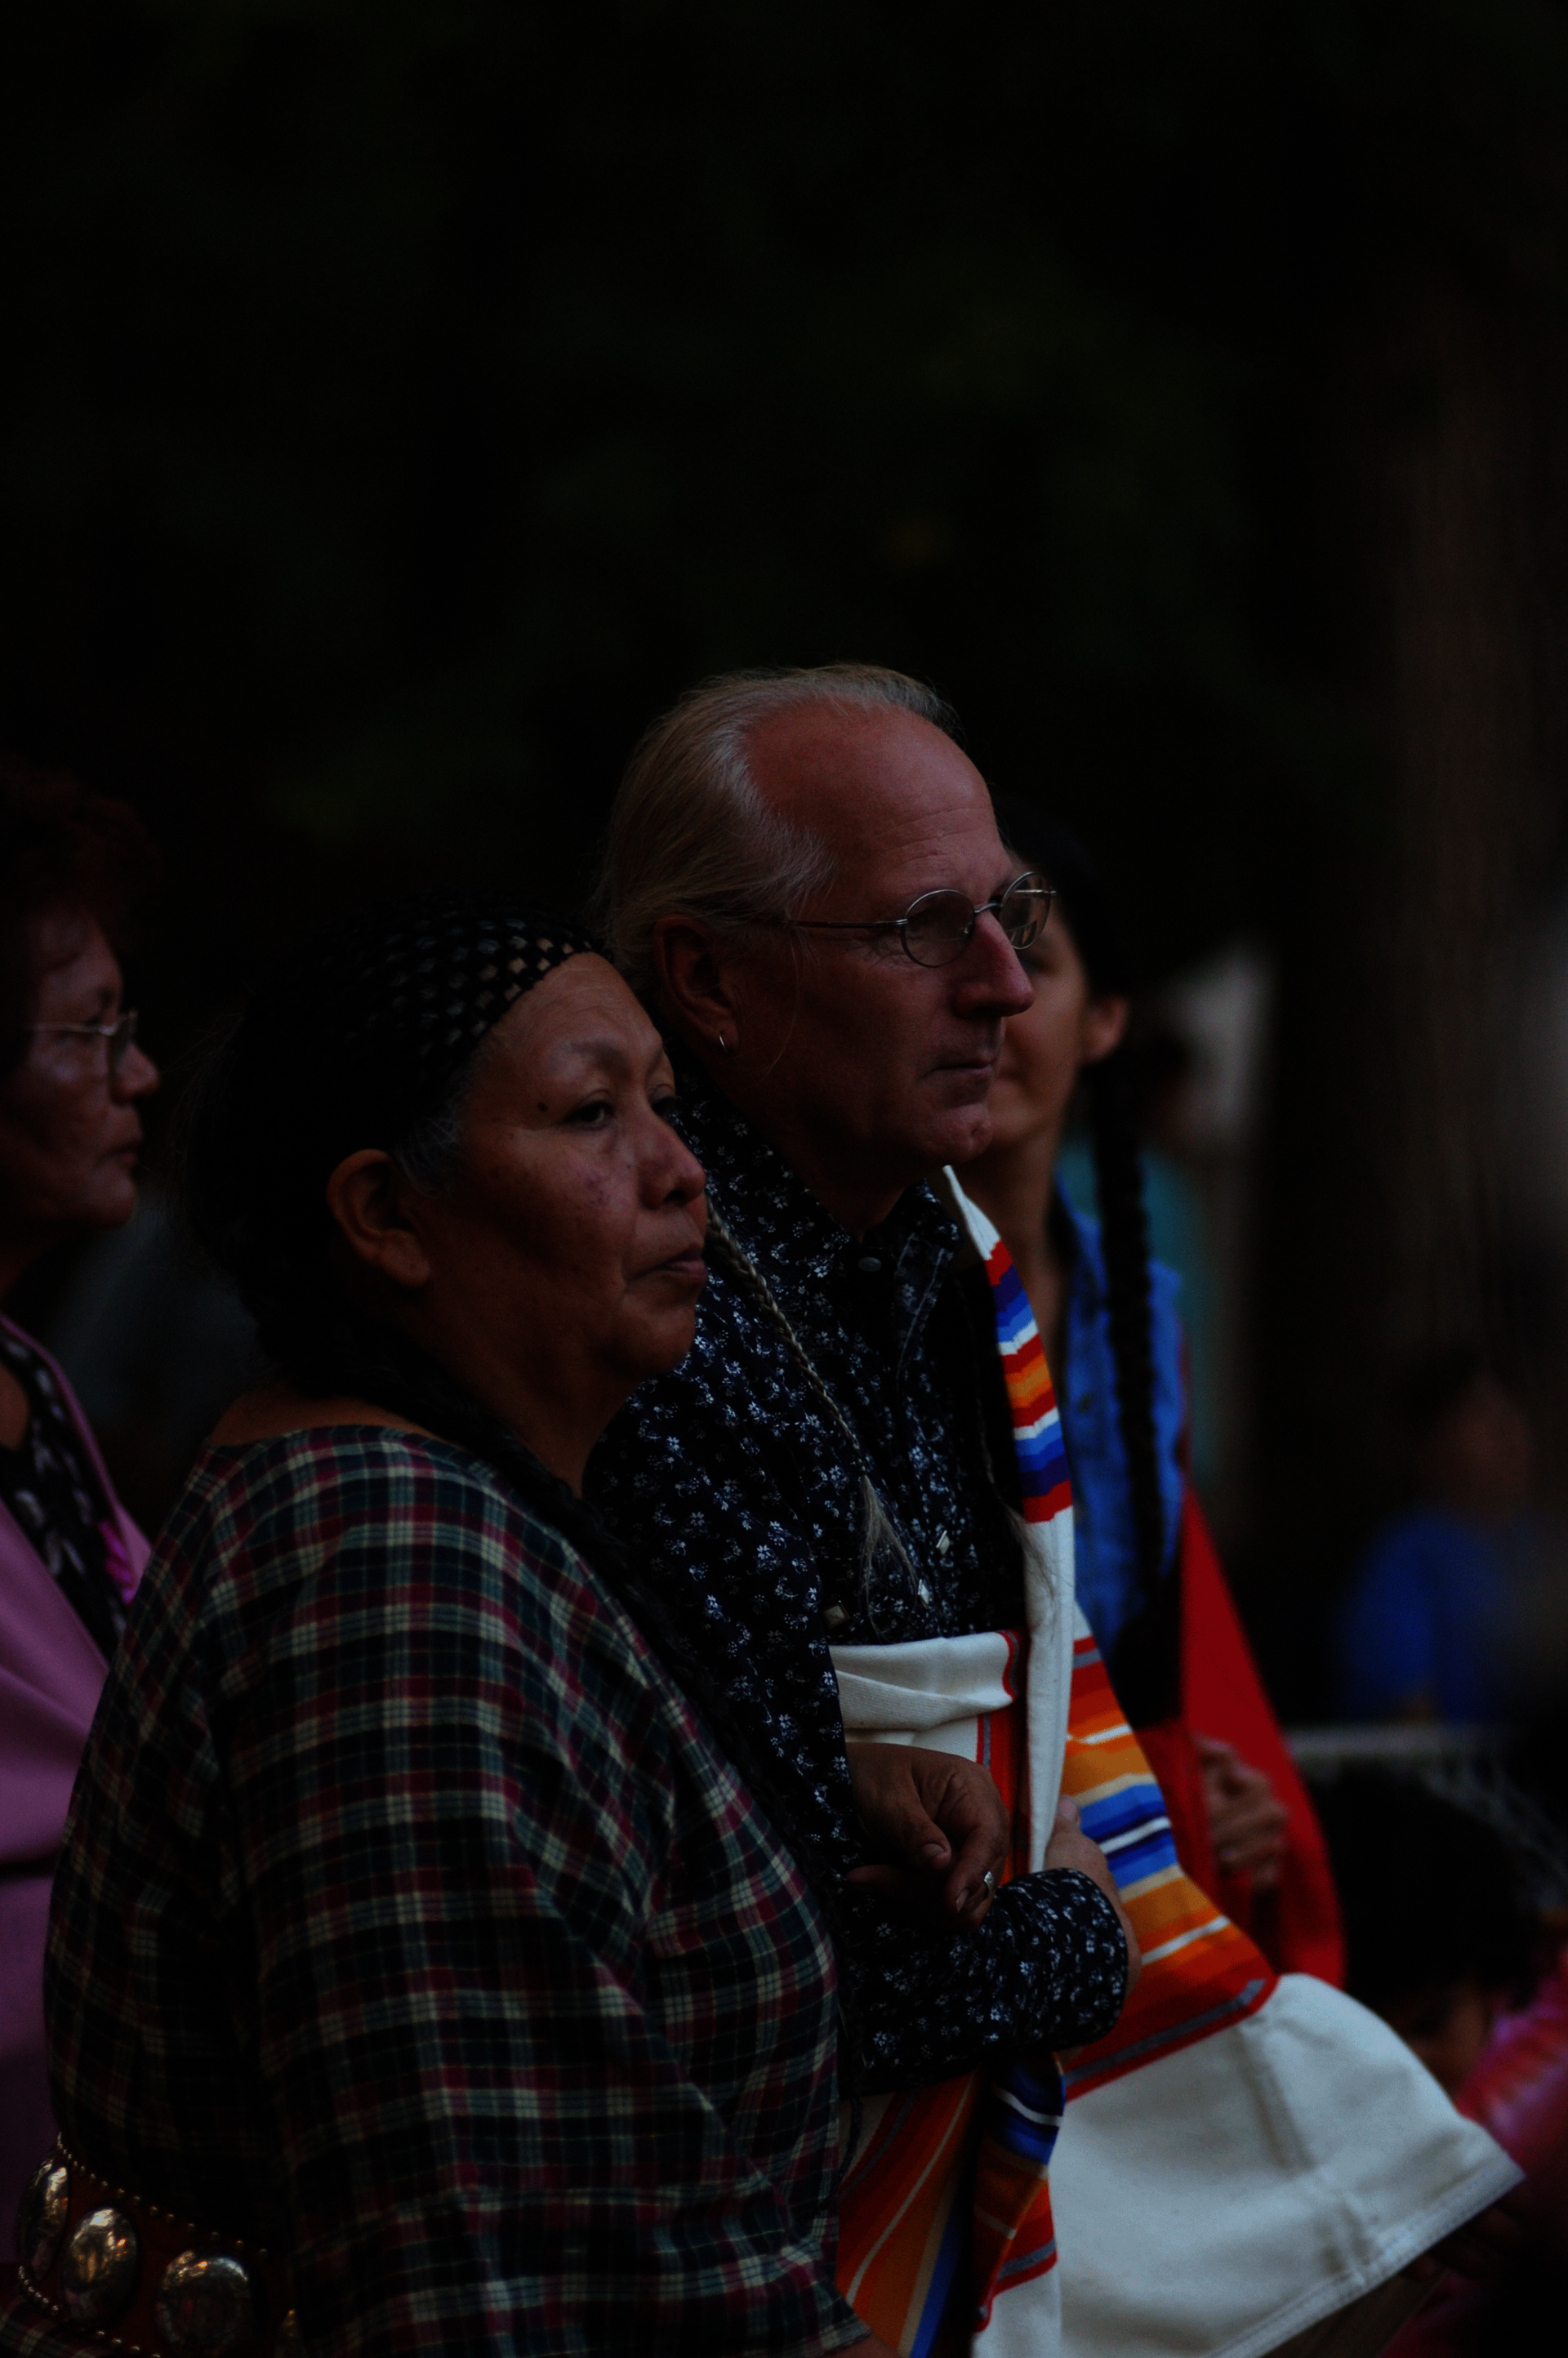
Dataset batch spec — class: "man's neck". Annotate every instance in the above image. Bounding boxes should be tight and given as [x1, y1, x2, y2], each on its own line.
[779, 1151, 907, 1243]
[674, 1042, 919, 1239]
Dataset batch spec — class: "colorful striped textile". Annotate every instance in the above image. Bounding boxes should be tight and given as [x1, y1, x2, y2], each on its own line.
[1058, 1627, 1272, 2097]
[987, 1218, 1275, 2093]
[946, 1175, 1520, 2358]
[991, 1246, 1072, 1526]
[831, 1631, 1064, 2356]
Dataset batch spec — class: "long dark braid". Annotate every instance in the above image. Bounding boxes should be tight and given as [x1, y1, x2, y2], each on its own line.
[1083, 1050, 1166, 1602]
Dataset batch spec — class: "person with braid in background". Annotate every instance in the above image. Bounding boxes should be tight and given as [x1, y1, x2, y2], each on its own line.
[590, 666, 1520, 2358]
[961, 805, 1346, 1982]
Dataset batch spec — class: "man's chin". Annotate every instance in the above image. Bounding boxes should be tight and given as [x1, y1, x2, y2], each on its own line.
[925, 1104, 996, 1171]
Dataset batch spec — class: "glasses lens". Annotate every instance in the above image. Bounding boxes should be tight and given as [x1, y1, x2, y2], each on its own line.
[108, 1012, 137, 1073]
[998, 875, 1052, 950]
[902, 890, 975, 968]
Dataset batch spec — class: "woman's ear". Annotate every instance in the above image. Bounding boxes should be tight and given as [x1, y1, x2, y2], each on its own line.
[325, 1150, 432, 1292]
[1081, 993, 1131, 1066]
[653, 916, 742, 1052]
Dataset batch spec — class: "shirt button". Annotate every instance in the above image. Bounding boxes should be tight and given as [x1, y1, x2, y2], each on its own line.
[857, 1255, 883, 1273]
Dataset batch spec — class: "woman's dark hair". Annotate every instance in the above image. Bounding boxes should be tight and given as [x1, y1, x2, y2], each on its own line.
[0, 754, 158, 1076]
[182, 890, 839, 1943]
[993, 798, 1169, 1634]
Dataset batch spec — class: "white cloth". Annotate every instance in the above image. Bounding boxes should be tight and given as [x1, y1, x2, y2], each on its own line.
[1054, 1972, 1518, 2358]
[831, 1175, 1526, 2357]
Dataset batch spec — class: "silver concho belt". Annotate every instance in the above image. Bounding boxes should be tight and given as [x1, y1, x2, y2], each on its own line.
[16, 2141, 296, 2358]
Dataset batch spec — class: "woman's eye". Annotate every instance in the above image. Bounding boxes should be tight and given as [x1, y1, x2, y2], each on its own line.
[567, 1099, 614, 1128]
[652, 1093, 680, 1126]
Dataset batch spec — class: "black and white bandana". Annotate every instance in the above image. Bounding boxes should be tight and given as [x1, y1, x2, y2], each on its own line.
[183, 889, 603, 1322]
[216, 891, 597, 1182]
[341, 896, 597, 1066]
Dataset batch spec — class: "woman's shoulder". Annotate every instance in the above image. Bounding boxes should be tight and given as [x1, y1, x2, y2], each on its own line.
[140, 1422, 666, 1730]
[140, 1426, 592, 1647]
[190, 1420, 577, 1568]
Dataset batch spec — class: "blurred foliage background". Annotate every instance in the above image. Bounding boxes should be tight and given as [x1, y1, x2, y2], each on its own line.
[7, 0, 1568, 1708]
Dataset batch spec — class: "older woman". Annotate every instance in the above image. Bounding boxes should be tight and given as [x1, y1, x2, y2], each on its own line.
[0, 760, 158, 2258]
[1, 890, 1008, 2357]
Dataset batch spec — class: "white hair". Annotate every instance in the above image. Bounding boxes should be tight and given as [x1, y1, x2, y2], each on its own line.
[590, 662, 958, 1001]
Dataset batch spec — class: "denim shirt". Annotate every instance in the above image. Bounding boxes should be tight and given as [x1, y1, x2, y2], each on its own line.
[1056, 1180, 1187, 1653]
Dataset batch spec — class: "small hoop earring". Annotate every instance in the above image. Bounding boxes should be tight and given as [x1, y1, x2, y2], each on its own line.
[717, 1029, 730, 1053]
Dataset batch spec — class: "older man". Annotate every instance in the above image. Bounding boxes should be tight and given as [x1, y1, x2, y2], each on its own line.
[588, 665, 1518, 2358]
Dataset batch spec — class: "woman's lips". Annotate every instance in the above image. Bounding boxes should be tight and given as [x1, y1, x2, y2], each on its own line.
[644, 1237, 707, 1283]
[658, 1252, 707, 1282]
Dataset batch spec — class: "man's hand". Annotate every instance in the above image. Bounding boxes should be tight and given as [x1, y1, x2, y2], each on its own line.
[1195, 1735, 1288, 1889]
[1045, 1795, 1141, 2001]
[844, 1741, 1009, 1924]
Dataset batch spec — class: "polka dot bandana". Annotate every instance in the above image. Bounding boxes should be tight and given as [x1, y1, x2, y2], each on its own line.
[199, 890, 601, 1225]
[338, 893, 598, 1070]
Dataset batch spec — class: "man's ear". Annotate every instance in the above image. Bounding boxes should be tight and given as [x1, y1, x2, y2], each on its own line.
[325, 1149, 432, 1292]
[653, 916, 742, 1050]
[1081, 993, 1130, 1066]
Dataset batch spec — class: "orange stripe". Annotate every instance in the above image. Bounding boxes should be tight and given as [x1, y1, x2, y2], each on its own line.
[835, 1657, 1051, 2349]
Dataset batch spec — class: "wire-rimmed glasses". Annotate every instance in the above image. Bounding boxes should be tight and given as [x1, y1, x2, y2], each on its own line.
[783, 871, 1053, 969]
[26, 1010, 140, 1075]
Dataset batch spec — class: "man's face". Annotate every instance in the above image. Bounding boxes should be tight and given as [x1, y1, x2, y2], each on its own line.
[720, 705, 1034, 1210]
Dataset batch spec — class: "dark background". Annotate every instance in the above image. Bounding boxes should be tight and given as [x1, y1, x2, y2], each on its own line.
[7, 0, 1568, 1715]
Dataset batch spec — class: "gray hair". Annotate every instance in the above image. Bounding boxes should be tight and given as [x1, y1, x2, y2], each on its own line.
[590, 662, 958, 1001]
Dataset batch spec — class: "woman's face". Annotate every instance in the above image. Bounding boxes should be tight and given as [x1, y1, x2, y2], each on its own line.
[983, 907, 1129, 1156]
[0, 906, 159, 1257]
[399, 952, 708, 1402]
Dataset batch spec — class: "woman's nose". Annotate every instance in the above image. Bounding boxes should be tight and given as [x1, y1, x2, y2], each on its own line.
[665, 1136, 706, 1204]
[648, 1120, 705, 1206]
[114, 1043, 160, 1100]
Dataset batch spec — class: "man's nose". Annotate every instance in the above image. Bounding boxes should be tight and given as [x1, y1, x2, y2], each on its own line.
[954, 910, 1034, 1015]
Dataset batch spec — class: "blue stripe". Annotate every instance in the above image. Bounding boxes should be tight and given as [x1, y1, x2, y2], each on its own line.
[1076, 1795, 1166, 1850]
[1102, 1829, 1179, 1888]
[981, 2057, 1065, 2164]
[909, 2184, 969, 2358]
[996, 2236, 1057, 2284]
[1017, 1429, 1068, 1477]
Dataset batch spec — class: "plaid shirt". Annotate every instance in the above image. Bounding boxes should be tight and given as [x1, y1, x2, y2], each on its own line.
[31, 1430, 863, 2356]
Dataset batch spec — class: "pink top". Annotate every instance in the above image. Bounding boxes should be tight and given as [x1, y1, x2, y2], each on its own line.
[0, 1313, 150, 2249]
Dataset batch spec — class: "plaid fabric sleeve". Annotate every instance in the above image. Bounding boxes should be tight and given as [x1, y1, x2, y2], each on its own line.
[42, 1433, 865, 2357]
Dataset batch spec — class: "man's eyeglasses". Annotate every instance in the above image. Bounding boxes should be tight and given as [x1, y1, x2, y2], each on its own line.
[27, 1010, 140, 1074]
[782, 871, 1054, 969]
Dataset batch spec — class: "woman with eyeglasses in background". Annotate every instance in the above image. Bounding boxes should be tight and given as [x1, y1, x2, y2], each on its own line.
[0, 757, 159, 2268]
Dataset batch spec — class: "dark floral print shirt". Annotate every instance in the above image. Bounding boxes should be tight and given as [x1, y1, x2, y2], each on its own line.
[589, 1068, 1129, 2091]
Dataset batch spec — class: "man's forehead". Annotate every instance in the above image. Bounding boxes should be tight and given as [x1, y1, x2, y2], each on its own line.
[747, 703, 1005, 885]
